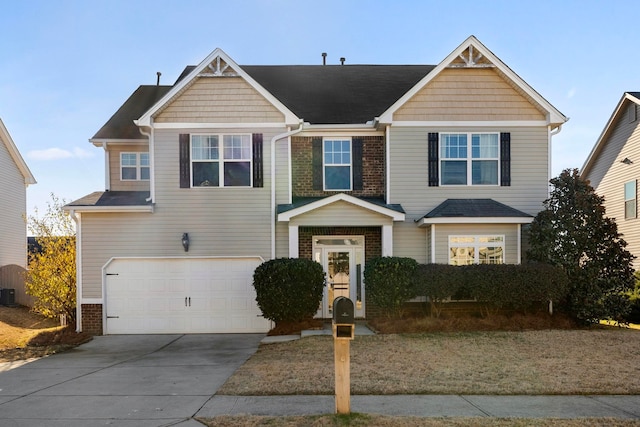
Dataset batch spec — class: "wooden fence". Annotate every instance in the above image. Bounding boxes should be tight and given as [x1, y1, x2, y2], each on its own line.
[0, 264, 34, 307]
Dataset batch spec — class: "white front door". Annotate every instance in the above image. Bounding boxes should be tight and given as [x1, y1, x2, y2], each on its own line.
[313, 236, 365, 319]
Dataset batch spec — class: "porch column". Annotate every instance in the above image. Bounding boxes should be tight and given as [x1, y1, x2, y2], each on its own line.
[289, 225, 299, 258]
[381, 225, 393, 257]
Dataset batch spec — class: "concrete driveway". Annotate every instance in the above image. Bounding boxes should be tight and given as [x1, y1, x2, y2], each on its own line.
[0, 334, 264, 426]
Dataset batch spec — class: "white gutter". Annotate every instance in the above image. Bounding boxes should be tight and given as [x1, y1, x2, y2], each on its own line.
[102, 143, 110, 191]
[138, 124, 154, 203]
[68, 209, 82, 332]
[271, 121, 305, 259]
[548, 122, 565, 184]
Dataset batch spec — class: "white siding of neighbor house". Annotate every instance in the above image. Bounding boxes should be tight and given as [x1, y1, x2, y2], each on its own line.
[585, 101, 640, 270]
[0, 137, 28, 267]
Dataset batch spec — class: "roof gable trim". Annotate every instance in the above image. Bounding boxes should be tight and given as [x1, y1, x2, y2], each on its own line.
[378, 35, 567, 127]
[135, 49, 299, 127]
[277, 193, 405, 222]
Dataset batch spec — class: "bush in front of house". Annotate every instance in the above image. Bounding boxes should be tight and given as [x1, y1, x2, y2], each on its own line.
[253, 258, 325, 325]
[364, 256, 419, 317]
[417, 263, 569, 316]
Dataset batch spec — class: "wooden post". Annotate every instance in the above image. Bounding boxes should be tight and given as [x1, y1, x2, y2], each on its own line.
[334, 338, 350, 414]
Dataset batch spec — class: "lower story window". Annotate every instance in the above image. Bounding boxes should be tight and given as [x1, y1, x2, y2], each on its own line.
[449, 235, 504, 265]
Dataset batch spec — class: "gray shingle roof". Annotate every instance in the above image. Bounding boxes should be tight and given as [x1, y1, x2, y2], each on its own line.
[66, 191, 152, 207]
[423, 199, 532, 219]
[277, 196, 404, 214]
[93, 64, 435, 139]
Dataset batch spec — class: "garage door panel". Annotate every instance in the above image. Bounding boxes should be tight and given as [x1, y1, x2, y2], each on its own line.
[105, 257, 270, 334]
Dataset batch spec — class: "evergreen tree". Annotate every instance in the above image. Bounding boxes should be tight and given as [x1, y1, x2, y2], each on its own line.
[527, 168, 635, 323]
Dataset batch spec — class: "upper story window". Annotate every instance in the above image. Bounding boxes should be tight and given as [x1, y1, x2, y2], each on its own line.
[324, 138, 352, 191]
[625, 180, 637, 219]
[440, 133, 499, 185]
[121, 152, 149, 181]
[449, 235, 504, 265]
[191, 134, 252, 187]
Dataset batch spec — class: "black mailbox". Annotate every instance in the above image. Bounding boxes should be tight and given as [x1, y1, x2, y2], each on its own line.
[332, 296, 355, 339]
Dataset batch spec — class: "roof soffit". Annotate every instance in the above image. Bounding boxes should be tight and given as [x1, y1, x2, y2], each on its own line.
[278, 193, 405, 222]
[582, 92, 640, 175]
[135, 49, 299, 127]
[378, 35, 567, 127]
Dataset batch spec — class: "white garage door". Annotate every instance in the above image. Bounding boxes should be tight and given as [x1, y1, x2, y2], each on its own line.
[104, 257, 271, 334]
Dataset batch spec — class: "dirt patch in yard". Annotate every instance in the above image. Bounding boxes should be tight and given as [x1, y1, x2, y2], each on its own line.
[0, 306, 91, 363]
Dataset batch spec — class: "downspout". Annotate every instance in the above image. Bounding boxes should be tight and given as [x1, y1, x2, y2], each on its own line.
[138, 123, 154, 203]
[271, 120, 305, 259]
[548, 123, 564, 182]
[69, 210, 82, 332]
[102, 143, 110, 191]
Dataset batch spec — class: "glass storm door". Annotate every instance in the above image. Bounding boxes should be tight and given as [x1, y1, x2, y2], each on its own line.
[313, 236, 365, 319]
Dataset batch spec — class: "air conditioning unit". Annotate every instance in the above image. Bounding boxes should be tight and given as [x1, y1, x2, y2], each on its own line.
[0, 288, 16, 306]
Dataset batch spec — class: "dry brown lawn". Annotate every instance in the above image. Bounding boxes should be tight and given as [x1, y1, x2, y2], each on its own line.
[219, 328, 640, 396]
[0, 306, 90, 362]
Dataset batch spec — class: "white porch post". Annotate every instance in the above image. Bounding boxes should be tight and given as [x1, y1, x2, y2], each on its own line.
[381, 225, 393, 257]
[289, 225, 299, 258]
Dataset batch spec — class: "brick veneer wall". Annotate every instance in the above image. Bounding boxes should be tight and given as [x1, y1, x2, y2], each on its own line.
[298, 226, 384, 318]
[291, 136, 385, 198]
[82, 304, 103, 335]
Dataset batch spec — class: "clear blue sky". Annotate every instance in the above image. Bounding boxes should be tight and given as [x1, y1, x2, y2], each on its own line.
[1, 0, 638, 218]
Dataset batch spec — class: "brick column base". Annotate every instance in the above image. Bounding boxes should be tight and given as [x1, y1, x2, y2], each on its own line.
[81, 304, 103, 335]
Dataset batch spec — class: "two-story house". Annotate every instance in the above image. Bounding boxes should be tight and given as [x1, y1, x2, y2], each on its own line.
[582, 92, 640, 270]
[65, 36, 567, 335]
[0, 118, 36, 306]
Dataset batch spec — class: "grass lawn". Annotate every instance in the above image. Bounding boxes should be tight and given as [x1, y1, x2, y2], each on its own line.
[0, 305, 90, 362]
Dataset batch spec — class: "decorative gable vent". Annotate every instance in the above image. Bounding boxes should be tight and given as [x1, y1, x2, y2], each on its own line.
[448, 45, 494, 68]
[198, 56, 239, 77]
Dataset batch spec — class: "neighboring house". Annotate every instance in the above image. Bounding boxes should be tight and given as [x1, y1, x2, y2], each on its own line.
[0, 118, 36, 305]
[582, 92, 640, 270]
[65, 36, 567, 335]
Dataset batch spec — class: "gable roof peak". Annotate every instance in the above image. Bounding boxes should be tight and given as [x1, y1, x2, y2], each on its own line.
[0, 118, 36, 185]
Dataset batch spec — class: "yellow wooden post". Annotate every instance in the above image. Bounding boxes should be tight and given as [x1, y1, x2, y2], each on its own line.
[334, 337, 350, 414]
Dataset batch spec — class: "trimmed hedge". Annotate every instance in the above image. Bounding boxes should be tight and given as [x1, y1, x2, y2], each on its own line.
[417, 263, 569, 316]
[364, 256, 419, 317]
[253, 258, 325, 324]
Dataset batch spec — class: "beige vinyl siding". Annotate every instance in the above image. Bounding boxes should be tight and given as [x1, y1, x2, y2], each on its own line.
[275, 222, 290, 258]
[587, 106, 640, 269]
[155, 77, 285, 123]
[394, 68, 546, 121]
[0, 138, 27, 267]
[433, 224, 519, 264]
[289, 201, 394, 227]
[388, 126, 548, 217]
[274, 135, 290, 205]
[108, 144, 151, 191]
[392, 221, 428, 263]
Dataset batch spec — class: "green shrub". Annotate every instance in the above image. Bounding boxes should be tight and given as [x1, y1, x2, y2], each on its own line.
[417, 263, 569, 315]
[253, 258, 325, 324]
[364, 256, 419, 317]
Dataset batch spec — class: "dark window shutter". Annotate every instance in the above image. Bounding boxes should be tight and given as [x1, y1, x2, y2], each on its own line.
[500, 132, 511, 186]
[252, 133, 263, 188]
[352, 138, 363, 191]
[428, 132, 439, 187]
[312, 137, 323, 190]
[179, 134, 190, 188]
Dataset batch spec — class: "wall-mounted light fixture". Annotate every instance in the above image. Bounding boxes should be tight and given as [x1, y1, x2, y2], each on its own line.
[181, 233, 189, 252]
[621, 157, 633, 165]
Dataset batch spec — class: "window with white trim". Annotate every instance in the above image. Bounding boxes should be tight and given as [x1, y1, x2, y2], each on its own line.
[440, 133, 499, 185]
[121, 152, 149, 181]
[191, 134, 251, 187]
[625, 180, 636, 219]
[324, 138, 352, 190]
[449, 235, 505, 265]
